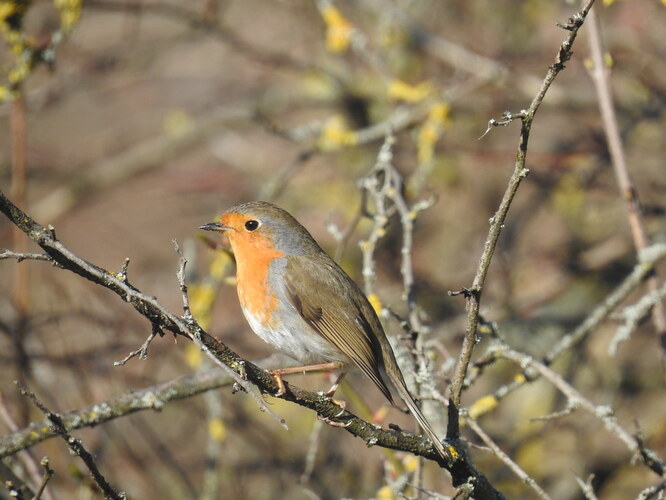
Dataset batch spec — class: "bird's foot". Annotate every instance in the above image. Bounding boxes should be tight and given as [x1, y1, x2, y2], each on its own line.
[324, 372, 346, 398]
[316, 395, 347, 427]
[317, 410, 350, 428]
[265, 370, 288, 397]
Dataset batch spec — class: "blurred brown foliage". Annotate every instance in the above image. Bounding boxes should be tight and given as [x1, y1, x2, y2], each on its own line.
[1, 1, 665, 499]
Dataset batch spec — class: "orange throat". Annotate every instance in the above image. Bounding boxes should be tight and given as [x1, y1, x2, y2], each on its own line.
[229, 233, 284, 328]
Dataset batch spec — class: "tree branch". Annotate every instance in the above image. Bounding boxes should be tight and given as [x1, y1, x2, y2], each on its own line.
[0, 189, 506, 498]
[448, 0, 597, 416]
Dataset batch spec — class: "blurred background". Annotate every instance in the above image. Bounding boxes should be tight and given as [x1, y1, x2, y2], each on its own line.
[1, 0, 665, 498]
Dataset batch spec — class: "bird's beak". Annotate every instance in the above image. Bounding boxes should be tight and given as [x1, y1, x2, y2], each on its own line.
[199, 222, 232, 232]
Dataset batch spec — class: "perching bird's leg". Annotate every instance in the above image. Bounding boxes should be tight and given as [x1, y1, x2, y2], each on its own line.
[266, 362, 344, 397]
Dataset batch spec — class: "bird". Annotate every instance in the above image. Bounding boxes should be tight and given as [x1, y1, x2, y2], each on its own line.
[200, 201, 449, 460]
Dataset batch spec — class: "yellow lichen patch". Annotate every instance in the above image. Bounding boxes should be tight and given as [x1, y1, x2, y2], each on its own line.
[417, 101, 450, 165]
[402, 454, 419, 473]
[320, 5, 353, 53]
[0, 2, 18, 24]
[208, 418, 227, 442]
[468, 394, 498, 419]
[513, 373, 527, 384]
[375, 485, 395, 499]
[318, 115, 358, 151]
[387, 79, 433, 103]
[185, 343, 203, 369]
[163, 109, 193, 137]
[54, 0, 83, 31]
[190, 283, 217, 331]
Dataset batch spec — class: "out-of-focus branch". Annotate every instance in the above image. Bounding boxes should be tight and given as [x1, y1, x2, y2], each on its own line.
[498, 347, 666, 478]
[86, 0, 307, 70]
[465, 418, 552, 500]
[585, 6, 666, 370]
[464, 243, 666, 416]
[0, 367, 239, 459]
[31, 107, 251, 223]
[448, 0, 597, 416]
[17, 383, 127, 500]
[0, 392, 55, 500]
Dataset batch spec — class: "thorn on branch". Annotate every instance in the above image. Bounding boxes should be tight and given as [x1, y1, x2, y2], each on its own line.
[479, 110, 528, 138]
[115, 258, 130, 283]
[557, 12, 585, 32]
[449, 287, 478, 300]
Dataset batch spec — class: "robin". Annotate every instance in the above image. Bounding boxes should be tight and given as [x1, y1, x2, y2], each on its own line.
[200, 201, 449, 460]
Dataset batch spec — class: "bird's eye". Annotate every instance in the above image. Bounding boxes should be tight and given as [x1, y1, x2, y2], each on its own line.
[244, 219, 260, 231]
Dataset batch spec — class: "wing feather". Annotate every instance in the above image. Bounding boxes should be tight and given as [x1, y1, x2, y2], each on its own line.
[284, 255, 393, 402]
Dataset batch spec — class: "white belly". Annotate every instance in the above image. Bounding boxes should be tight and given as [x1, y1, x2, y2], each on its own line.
[242, 307, 348, 365]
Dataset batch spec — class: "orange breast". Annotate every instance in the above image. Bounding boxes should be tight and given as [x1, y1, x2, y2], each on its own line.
[230, 232, 284, 329]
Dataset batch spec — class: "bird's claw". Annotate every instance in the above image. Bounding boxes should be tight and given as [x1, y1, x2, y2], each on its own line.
[317, 414, 351, 427]
[266, 370, 288, 397]
[316, 395, 348, 426]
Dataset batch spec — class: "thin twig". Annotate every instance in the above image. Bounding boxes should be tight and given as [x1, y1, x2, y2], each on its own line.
[0, 362, 274, 459]
[635, 480, 666, 500]
[586, 6, 666, 370]
[498, 347, 665, 478]
[0, 392, 55, 500]
[0, 250, 54, 263]
[299, 418, 324, 484]
[611, 280, 666, 355]
[448, 0, 597, 419]
[16, 383, 127, 500]
[464, 243, 666, 416]
[33, 458, 55, 500]
[113, 324, 161, 365]
[466, 417, 552, 500]
[574, 474, 599, 500]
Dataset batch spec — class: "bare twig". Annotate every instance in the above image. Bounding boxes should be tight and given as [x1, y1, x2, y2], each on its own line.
[299, 418, 324, 484]
[498, 347, 665, 478]
[635, 480, 666, 500]
[0, 250, 54, 263]
[16, 383, 127, 500]
[33, 458, 55, 500]
[0, 392, 55, 500]
[0, 362, 273, 459]
[466, 418, 552, 500]
[113, 324, 162, 366]
[359, 134, 395, 298]
[449, 0, 597, 420]
[464, 243, 666, 417]
[586, 6, 666, 369]
[574, 474, 599, 500]
[611, 280, 666, 355]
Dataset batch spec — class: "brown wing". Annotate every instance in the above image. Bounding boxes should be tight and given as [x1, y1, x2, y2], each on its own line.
[284, 254, 394, 403]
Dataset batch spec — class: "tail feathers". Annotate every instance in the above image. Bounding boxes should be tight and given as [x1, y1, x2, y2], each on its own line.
[395, 380, 451, 462]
